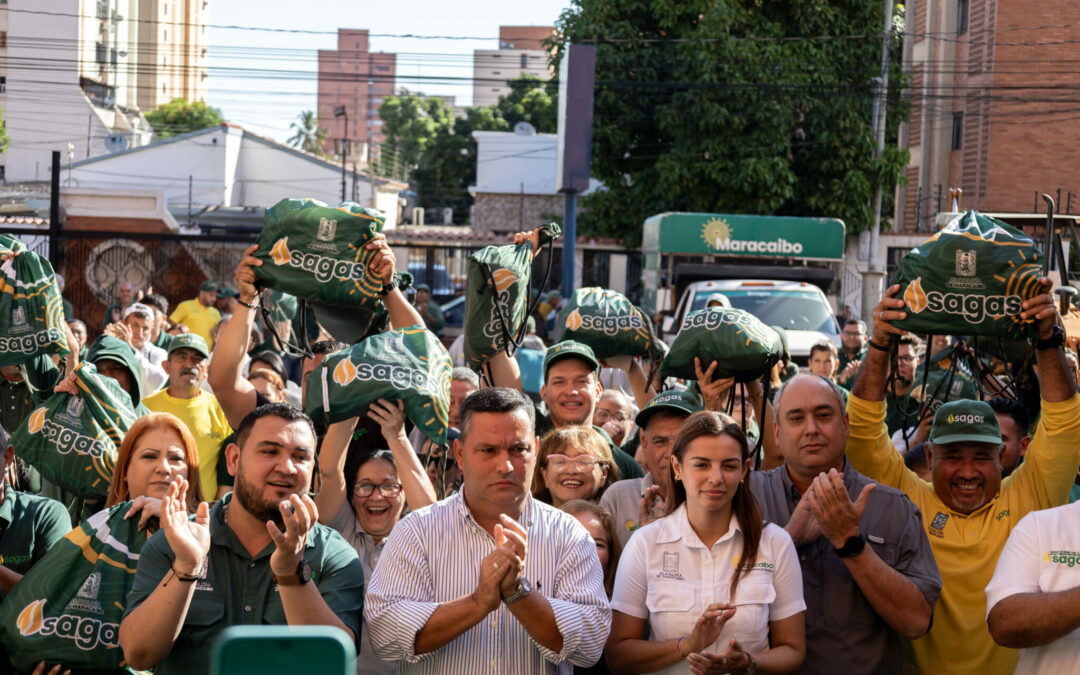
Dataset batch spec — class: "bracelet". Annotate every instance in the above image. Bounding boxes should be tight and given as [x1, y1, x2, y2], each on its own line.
[676, 636, 687, 659]
[867, 339, 890, 352]
[172, 565, 200, 582]
[237, 296, 259, 310]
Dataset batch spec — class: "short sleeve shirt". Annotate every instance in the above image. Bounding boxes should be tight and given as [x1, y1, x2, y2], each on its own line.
[610, 506, 805, 674]
[749, 462, 941, 675]
[985, 500, 1080, 675]
[124, 494, 365, 675]
[0, 488, 72, 575]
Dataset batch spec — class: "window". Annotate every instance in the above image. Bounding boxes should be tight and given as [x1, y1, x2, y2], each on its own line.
[492, 71, 501, 75]
[957, 0, 968, 34]
[375, 65, 389, 72]
[951, 112, 963, 150]
[0, 166, 6, 182]
[0, 77, 6, 93]
[0, 33, 6, 49]
[163, 29, 168, 41]
[96, 42, 107, 63]
[521, 54, 528, 69]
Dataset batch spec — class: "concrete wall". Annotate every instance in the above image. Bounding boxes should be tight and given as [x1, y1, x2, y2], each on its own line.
[472, 192, 562, 233]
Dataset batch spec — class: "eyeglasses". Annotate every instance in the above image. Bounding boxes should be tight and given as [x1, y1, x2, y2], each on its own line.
[897, 355, 916, 363]
[353, 482, 403, 498]
[546, 454, 601, 471]
[593, 409, 630, 423]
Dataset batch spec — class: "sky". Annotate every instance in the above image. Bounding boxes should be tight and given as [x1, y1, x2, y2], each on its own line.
[207, 0, 575, 144]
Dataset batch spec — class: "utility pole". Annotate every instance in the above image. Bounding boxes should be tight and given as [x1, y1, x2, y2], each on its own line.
[862, 0, 895, 325]
[48, 151, 61, 269]
[334, 106, 348, 203]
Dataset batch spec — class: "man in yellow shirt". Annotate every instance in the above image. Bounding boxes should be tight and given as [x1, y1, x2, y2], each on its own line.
[142, 333, 232, 499]
[846, 280, 1080, 674]
[169, 281, 221, 348]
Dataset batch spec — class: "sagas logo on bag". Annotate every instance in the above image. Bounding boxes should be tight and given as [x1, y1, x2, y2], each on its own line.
[903, 276, 1020, 323]
[268, 237, 366, 284]
[26, 406, 112, 459]
[482, 270, 519, 346]
[16, 599, 119, 651]
[0, 327, 63, 354]
[565, 307, 644, 336]
[317, 218, 337, 242]
[331, 357, 442, 398]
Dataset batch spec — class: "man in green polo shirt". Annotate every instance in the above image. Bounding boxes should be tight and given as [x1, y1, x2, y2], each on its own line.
[535, 341, 644, 481]
[119, 404, 365, 674]
[0, 424, 72, 593]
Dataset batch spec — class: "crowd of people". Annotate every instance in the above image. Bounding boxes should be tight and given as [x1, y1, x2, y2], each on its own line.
[1, 229, 1079, 675]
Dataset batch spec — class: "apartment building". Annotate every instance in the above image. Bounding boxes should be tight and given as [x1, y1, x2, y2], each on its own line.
[316, 29, 396, 160]
[471, 25, 554, 108]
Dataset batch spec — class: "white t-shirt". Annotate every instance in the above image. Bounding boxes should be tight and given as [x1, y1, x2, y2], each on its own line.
[611, 504, 805, 674]
[985, 500, 1080, 675]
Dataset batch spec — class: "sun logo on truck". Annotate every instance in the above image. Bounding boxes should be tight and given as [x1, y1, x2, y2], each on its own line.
[701, 218, 731, 249]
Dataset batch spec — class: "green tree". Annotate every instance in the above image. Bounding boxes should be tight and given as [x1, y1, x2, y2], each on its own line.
[145, 98, 224, 139]
[554, 0, 909, 246]
[379, 95, 454, 179]
[0, 109, 10, 155]
[287, 110, 328, 155]
[492, 75, 558, 133]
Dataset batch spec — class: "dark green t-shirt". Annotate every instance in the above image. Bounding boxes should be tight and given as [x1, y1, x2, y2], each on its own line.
[124, 494, 365, 675]
[0, 487, 72, 575]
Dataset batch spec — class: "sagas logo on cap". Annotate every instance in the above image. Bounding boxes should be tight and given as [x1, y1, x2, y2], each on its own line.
[948, 413, 984, 424]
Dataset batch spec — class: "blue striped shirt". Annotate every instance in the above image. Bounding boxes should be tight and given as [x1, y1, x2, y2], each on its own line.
[365, 492, 611, 674]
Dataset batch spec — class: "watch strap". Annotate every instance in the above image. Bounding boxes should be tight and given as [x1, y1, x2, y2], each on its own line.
[274, 560, 311, 586]
[1037, 324, 1066, 350]
[503, 577, 531, 606]
[835, 535, 866, 558]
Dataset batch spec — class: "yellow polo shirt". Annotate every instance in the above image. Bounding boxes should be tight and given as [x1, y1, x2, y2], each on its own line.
[142, 388, 233, 499]
[846, 392, 1080, 675]
[169, 299, 221, 348]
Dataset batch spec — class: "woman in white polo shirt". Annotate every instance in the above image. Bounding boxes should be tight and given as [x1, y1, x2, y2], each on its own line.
[607, 411, 806, 674]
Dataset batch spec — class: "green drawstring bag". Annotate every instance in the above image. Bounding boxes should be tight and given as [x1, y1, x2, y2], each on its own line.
[0, 502, 149, 673]
[463, 223, 561, 370]
[661, 308, 783, 382]
[254, 198, 386, 307]
[304, 325, 453, 445]
[12, 362, 139, 499]
[0, 234, 69, 367]
[557, 287, 656, 360]
[893, 210, 1044, 340]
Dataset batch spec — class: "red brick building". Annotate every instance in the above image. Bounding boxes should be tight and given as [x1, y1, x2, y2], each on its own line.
[895, 0, 1080, 231]
[317, 29, 397, 160]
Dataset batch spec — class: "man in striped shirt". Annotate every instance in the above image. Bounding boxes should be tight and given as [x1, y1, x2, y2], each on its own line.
[365, 387, 611, 673]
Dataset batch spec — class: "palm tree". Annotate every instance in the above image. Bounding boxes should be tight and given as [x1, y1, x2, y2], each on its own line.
[287, 111, 328, 155]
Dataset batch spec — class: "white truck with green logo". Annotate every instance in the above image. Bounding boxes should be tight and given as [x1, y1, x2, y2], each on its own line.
[642, 212, 847, 365]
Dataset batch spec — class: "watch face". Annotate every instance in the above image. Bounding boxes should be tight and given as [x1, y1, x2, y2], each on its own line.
[298, 560, 313, 583]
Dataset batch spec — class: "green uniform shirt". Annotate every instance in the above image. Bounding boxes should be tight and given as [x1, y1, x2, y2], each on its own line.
[0, 487, 72, 575]
[837, 344, 867, 388]
[0, 378, 34, 436]
[124, 494, 365, 675]
[153, 330, 175, 352]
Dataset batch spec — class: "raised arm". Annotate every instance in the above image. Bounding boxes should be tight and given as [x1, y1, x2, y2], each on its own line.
[365, 234, 425, 330]
[314, 416, 359, 525]
[207, 245, 261, 429]
[368, 399, 437, 509]
[1028, 278, 1075, 403]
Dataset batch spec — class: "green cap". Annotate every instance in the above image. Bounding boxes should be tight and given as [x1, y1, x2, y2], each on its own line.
[199, 280, 218, 293]
[415, 283, 431, 293]
[635, 390, 703, 429]
[167, 333, 210, 360]
[930, 399, 1002, 446]
[217, 285, 236, 299]
[544, 340, 600, 378]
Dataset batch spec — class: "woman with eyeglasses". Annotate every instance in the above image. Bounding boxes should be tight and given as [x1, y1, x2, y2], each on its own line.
[533, 426, 621, 508]
[315, 399, 438, 674]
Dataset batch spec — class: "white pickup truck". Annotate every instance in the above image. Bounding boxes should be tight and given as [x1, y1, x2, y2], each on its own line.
[662, 279, 842, 367]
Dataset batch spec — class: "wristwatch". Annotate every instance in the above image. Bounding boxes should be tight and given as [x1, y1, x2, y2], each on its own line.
[273, 559, 312, 587]
[380, 271, 400, 296]
[1037, 324, 1066, 351]
[503, 576, 532, 606]
[835, 535, 866, 558]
